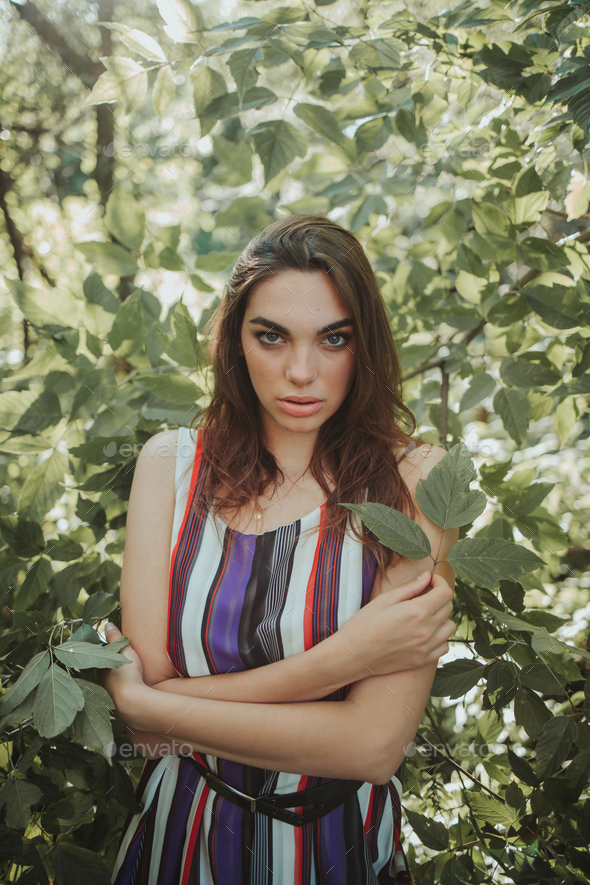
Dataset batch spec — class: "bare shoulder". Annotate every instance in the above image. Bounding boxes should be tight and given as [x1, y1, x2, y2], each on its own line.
[396, 441, 447, 486]
[133, 428, 180, 493]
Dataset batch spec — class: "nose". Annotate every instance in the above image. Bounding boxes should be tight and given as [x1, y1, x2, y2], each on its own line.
[284, 343, 317, 386]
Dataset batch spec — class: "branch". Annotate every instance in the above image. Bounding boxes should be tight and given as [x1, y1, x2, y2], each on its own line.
[9, 1, 101, 88]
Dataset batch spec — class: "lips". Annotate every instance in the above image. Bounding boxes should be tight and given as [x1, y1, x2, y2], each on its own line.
[280, 397, 321, 403]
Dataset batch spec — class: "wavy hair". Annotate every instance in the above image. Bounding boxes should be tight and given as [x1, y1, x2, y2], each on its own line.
[184, 214, 428, 578]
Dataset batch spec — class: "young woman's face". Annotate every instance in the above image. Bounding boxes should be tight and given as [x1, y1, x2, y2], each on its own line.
[237, 269, 357, 440]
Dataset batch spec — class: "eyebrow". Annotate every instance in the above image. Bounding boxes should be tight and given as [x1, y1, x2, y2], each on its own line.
[249, 316, 354, 336]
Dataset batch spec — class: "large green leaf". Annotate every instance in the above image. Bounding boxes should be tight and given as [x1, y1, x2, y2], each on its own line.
[404, 808, 449, 850]
[52, 842, 112, 885]
[33, 664, 85, 738]
[447, 537, 545, 589]
[493, 387, 530, 446]
[294, 102, 347, 147]
[16, 448, 68, 523]
[468, 794, 520, 828]
[0, 778, 42, 830]
[430, 659, 485, 698]
[534, 716, 578, 780]
[155, 300, 200, 367]
[247, 119, 308, 184]
[53, 638, 131, 670]
[414, 442, 487, 529]
[72, 680, 115, 760]
[7, 279, 80, 330]
[83, 57, 148, 115]
[340, 502, 432, 559]
[0, 650, 50, 715]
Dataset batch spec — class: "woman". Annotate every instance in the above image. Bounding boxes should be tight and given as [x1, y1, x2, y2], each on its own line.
[101, 214, 458, 884]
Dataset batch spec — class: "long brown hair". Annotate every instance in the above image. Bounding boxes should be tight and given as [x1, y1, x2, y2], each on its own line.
[184, 214, 427, 578]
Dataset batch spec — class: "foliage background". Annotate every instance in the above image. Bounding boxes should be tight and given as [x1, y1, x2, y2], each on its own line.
[0, 0, 589, 881]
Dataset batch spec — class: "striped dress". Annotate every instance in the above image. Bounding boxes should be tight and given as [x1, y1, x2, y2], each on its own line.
[111, 425, 409, 885]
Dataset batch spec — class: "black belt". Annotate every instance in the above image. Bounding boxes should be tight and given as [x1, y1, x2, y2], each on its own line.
[185, 755, 363, 827]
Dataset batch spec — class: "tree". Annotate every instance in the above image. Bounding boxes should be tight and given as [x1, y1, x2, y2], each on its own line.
[0, 0, 589, 881]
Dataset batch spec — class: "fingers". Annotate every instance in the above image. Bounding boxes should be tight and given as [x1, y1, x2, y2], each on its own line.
[104, 621, 122, 642]
[385, 571, 433, 603]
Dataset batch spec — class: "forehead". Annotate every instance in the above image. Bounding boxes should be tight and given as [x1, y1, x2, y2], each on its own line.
[245, 269, 345, 316]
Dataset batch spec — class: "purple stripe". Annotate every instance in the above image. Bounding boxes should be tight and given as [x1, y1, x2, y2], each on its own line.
[209, 796, 245, 885]
[207, 535, 256, 675]
[316, 803, 349, 882]
[157, 760, 204, 882]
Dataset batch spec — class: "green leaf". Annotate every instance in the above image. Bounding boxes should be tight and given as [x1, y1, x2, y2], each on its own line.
[228, 47, 261, 104]
[430, 659, 485, 698]
[156, 300, 200, 367]
[76, 241, 138, 277]
[12, 389, 62, 436]
[0, 779, 42, 830]
[138, 373, 203, 406]
[414, 442, 487, 529]
[45, 535, 84, 563]
[190, 273, 214, 293]
[52, 841, 111, 885]
[294, 102, 347, 147]
[105, 190, 146, 252]
[107, 291, 146, 353]
[17, 448, 67, 523]
[534, 715, 577, 780]
[13, 555, 54, 610]
[468, 793, 520, 827]
[502, 482, 555, 519]
[7, 279, 80, 330]
[499, 357, 561, 390]
[247, 119, 308, 185]
[403, 807, 449, 850]
[520, 285, 585, 329]
[83, 273, 120, 313]
[0, 516, 45, 557]
[157, 0, 204, 43]
[339, 502, 432, 559]
[459, 373, 496, 411]
[472, 202, 514, 239]
[53, 639, 131, 670]
[514, 687, 552, 739]
[72, 680, 115, 760]
[110, 25, 167, 62]
[85, 57, 148, 116]
[356, 115, 392, 153]
[516, 237, 568, 271]
[493, 387, 530, 445]
[33, 664, 85, 738]
[0, 651, 50, 715]
[191, 65, 226, 116]
[447, 537, 545, 590]
[507, 746, 539, 787]
[153, 64, 176, 115]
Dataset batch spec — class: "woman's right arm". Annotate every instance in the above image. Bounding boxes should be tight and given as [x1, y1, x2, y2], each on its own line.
[119, 431, 453, 755]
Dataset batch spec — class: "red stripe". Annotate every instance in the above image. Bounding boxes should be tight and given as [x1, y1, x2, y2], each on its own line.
[364, 786, 375, 838]
[303, 503, 327, 651]
[166, 428, 203, 674]
[180, 780, 211, 885]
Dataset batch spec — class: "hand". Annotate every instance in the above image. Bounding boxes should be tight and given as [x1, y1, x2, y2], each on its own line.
[97, 622, 147, 717]
[335, 572, 456, 676]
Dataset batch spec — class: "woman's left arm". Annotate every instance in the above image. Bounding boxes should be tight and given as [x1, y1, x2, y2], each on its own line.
[102, 619, 447, 785]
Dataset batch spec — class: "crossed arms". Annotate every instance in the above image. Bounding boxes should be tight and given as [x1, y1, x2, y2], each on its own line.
[105, 430, 457, 785]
